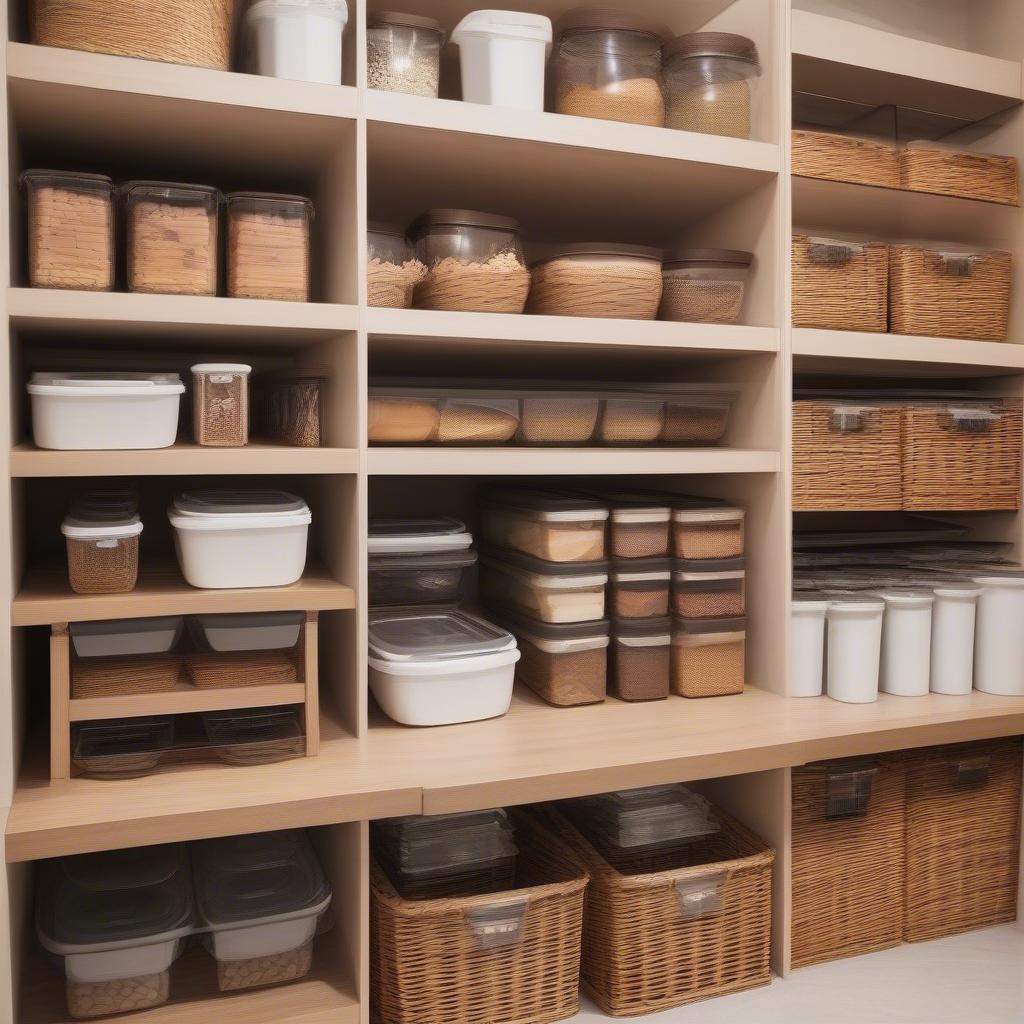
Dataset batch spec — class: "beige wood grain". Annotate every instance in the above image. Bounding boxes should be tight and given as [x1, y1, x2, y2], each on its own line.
[68, 683, 308, 722]
[48, 626, 70, 781]
[304, 612, 321, 757]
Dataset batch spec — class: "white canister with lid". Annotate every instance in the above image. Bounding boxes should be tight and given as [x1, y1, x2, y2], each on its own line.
[825, 592, 884, 704]
[929, 580, 983, 695]
[790, 591, 829, 698]
[972, 569, 1024, 695]
[242, 0, 349, 85]
[876, 589, 934, 697]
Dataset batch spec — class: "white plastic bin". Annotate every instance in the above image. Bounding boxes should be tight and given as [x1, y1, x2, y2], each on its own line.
[929, 580, 982, 695]
[972, 569, 1024, 695]
[791, 591, 828, 698]
[451, 10, 553, 111]
[825, 592, 884, 704]
[368, 609, 520, 726]
[168, 490, 311, 590]
[242, 0, 349, 85]
[877, 588, 934, 697]
[70, 616, 184, 658]
[190, 611, 305, 651]
[28, 372, 185, 450]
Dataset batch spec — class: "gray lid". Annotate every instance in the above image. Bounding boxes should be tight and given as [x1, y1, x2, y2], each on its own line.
[369, 549, 478, 570]
[664, 247, 754, 267]
[674, 556, 746, 573]
[369, 517, 468, 539]
[191, 611, 305, 630]
[369, 609, 515, 661]
[483, 487, 607, 517]
[482, 545, 609, 577]
[173, 489, 308, 515]
[677, 616, 747, 635]
[613, 616, 672, 638]
[70, 616, 184, 638]
[491, 607, 610, 642]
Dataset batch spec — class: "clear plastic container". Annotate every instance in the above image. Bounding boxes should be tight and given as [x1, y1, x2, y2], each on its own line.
[22, 170, 115, 291]
[611, 616, 671, 702]
[369, 518, 477, 606]
[242, 0, 348, 85]
[672, 502, 745, 560]
[609, 557, 671, 619]
[36, 844, 194, 1020]
[527, 244, 664, 319]
[825, 592, 884, 704]
[367, 12, 445, 97]
[672, 558, 746, 618]
[189, 611, 305, 652]
[262, 368, 329, 447]
[202, 707, 306, 765]
[123, 181, 220, 296]
[552, 9, 669, 126]
[368, 385, 521, 444]
[660, 248, 754, 323]
[671, 616, 746, 698]
[876, 588, 935, 698]
[480, 488, 608, 562]
[70, 616, 184, 659]
[367, 221, 426, 308]
[929, 581, 982, 695]
[664, 32, 761, 139]
[192, 363, 251, 447]
[193, 829, 331, 992]
[791, 591, 828, 698]
[409, 208, 530, 313]
[62, 511, 143, 595]
[578, 492, 671, 558]
[73, 716, 175, 779]
[971, 569, 1024, 696]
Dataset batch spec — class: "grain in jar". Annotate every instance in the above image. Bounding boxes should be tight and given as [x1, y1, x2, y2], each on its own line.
[367, 12, 445, 96]
[22, 170, 114, 291]
[519, 391, 601, 444]
[662, 390, 735, 444]
[367, 222, 426, 308]
[599, 394, 666, 444]
[608, 501, 671, 558]
[262, 369, 328, 447]
[481, 488, 609, 562]
[611, 616, 671, 701]
[671, 616, 746, 698]
[226, 192, 313, 302]
[661, 247, 753, 324]
[672, 558, 746, 619]
[672, 502, 745, 560]
[192, 363, 251, 447]
[62, 511, 143, 595]
[609, 558, 671, 619]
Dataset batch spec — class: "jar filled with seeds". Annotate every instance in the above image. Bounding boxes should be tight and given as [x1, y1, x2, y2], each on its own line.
[671, 616, 747, 697]
[367, 11, 446, 97]
[368, 222, 426, 308]
[611, 616, 671, 701]
[661, 247, 753, 323]
[263, 368, 329, 447]
[22, 170, 115, 291]
[672, 558, 746, 619]
[192, 363, 251, 447]
[62, 509, 143, 595]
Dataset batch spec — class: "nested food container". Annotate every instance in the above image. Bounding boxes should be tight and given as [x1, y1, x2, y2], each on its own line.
[660, 247, 753, 324]
[671, 616, 746, 698]
[656, 384, 737, 445]
[826, 591, 884, 704]
[971, 568, 1024, 696]
[876, 588, 934, 698]
[242, 0, 348, 86]
[368, 608, 520, 726]
[367, 221, 426, 309]
[790, 591, 828, 698]
[792, 234, 889, 332]
[929, 580, 982, 695]
[591, 493, 670, 558]
[62, 510, 143, 595]
[190, 611, 304, 651]
[70, 616, 184, 659]
[194, 829, 331, 992]
[368, 517, 477, 606]
[202, 707, 306, 765]
[672, 501, 745, 560]
[409, 209, 531, 313]
[481, 488, 608, 562]
[527, 244, 664, 320]
[551, 9, 669, 127]
[36, 844, 194, 1020]
[609, 557, 671, 619]
[791, 129, 899, 188]
[664, 32, 761, 139]
[123, 181, 220, 296]
[889, 243, 1012, 342]
[611, 616, 671, 702]
[518, 387, 601, 444]
[73, 716, 175, 779]
[262, 368, 329, 447]
[480, 547, 609, 624]
[900, 141, 1019, 206]
[672, 558, 745, 619]
[367, 12, 445, 97]
[368, 385, 521, 444]
[192, 363, 251, 447]
[22, 170, 115, 291]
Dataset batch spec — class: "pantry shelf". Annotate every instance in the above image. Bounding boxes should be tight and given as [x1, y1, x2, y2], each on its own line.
[68, 683, 308, 723]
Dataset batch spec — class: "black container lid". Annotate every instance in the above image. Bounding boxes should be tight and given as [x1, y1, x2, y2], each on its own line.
[556, 7, 671, 42]
[482, 545, 609, 577]
[674, 555, 746, 573]
[409, 208, 521, 236]
[610, 556, 672, 575]
[664, 246, 754, 267]
[489, 605, 610, 641]
[677, 615, 747, 634]
[664, 31, 760, 65]
[613, 615, 672, 638]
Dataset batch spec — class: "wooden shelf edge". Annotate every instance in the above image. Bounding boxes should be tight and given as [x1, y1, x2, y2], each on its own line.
[69, 683, 308, 721]
[792, 173, 1021, 212]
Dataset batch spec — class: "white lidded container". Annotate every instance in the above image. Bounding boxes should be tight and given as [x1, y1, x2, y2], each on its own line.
[790, 590, 829, 698]
[368, 608, 520, 726]
[242, 0, 349, 85]
[36, 844, 194, 1019]
[190, 611, 305, 652]
[929, 580, 983, 695]
[972, 568, 1024, 695]
[825, 591, 885, 704]
[70, 616, 184, 659]
[451, 10, 553, 111]
[876, 588, 934, 697]
[28, 371, 185, 450]
[168, 490, 311, 590]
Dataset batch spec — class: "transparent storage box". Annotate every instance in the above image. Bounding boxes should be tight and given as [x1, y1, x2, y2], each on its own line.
[368, 385, 521, 444]
[610, 557, 671, 619]
[192, 363, 251, 447]
[73, 716, 175, 779]
[367, 221, 426, 308]
[481, 488, 608, 562]
[202, 707, 306, 766]
[189, 611, 304, 652]
[672, 501, 745, 560]
[568, 490, 671, 558]
[671, 616, 746, 698]
[660, 247, 753, 324]
[70, 616, 184, 658]
[672, 558, 746, 618]
[367, 11, 445, 97]
[62, 509, 143, 596]
[261, 368, 329, 447]
[611, 616, 671, 702]
[369, 518, 477, 606]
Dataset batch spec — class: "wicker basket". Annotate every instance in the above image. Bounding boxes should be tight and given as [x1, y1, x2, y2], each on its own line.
[371, 809, 588, 1024]
[792, 130, 899, 188]
[792, 235, 889, 332]
[547, 806, 772, 1017]
[900, 145, 1020, 206]
[792, 400, 903, 511]
[905, 738, 1023, 943]
[889, 244, 1012, 341]
[901, 400, 1022, 512]
[791, 756, 906, 969]
[72, 654, 182, 698]
[31, 0, 237, 71]
[184, 649, 298, 689]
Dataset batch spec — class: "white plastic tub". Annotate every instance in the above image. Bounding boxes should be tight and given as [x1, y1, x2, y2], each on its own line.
[368, 609, 520, 726]
[242, 0, 349, 85]
[972, 569, 1024, 695]
[451, 10, 553, 111]
[70, 616, 184, 658]
[28, 372, 185, 450]
[190, 611, 305, 651]
[168, 490, 311, 590]
[825, 592, 884, 704]
[877, 589, 934, 697]
[791, 591, 828, 698]
[930, 581, 982, 695]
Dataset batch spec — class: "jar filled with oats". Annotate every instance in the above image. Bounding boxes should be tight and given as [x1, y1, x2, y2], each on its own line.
[368, 221, 426, 308]
[192, 363, 251, 447]
[660, 247, 753, 324]
[664, 32, 761, 139]
[367, 11, 446, 97]
[226, 192, 314, 301]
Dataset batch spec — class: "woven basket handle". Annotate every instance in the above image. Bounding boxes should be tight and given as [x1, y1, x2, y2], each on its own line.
[675, 873, 726, 919]
[940, 407, 1000, 433]
[936, 252, 978, 277]
[951, 754, 990, 787]
[825, 766, 877, 818]
[807, 239, 862, 265]
[829, 405, 875, 433]
[950, 152, 996, 168]
[464, 898, 529, 950]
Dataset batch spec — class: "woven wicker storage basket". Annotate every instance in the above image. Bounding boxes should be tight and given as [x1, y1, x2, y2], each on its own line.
[184, 649, 298, 689]
[792, 756, 906, 969]
[792, 235, 889, 331]
[792, 400, 903, 511]
[889, 244, 1012, 341]
[65, 534, 139, 595]
[31, 0, 236, 71]
[371, 809, 588, 1024]
[792, 130, 899, 188]
[72, 654, 182, 698]
[901, 400, 1023, 512]
[900, 145, 1020, 206]
[905, 738, 1023, 943]
[547, 806, 772, 1017]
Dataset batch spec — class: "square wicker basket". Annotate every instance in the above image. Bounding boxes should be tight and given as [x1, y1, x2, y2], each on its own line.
[900, 145, 1019, 206]
[792, 130, 900, 188]
[792, 235, 889, 332]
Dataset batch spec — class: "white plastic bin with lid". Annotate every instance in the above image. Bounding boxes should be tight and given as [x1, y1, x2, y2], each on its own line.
[825, 592, 884, 704]
[368, 608, 520, 726]
[876, 588, 934, 697]
[28, 372, 185, 450]
[972, 569, 1024, 695]
[168, 490, 311, 590]
[929, 580, 982, 695]
[451, 10, 553, 111]
[791, 591, 829, 698]
[190, 611, 305, 651]
[242, 0, 349, 85]
[70, 616, 184, 659]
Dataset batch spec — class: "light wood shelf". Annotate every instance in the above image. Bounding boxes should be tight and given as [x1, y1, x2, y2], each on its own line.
[68, 682, 308, 721]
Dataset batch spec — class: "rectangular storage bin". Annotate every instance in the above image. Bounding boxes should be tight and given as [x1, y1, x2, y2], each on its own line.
[73, 717, 175, 779]
[901, 400, 1023, 512]
[611, 617, 671, 701]
[190, 611, 304, 652]
[671, 617, 746, 698]
[792, 129, 899, 188]
[792, 235, 889, 332]
[72, 654, 183, 699]
[481, 489, 608, 562]
[184, 649, 298, 689]
[70, 616, 184, 658]
[609, 558, 671, 619]
[672, 502, 745, 560]
[904, 738, 1023, 943]
[791, 756, 906, 968]
[793, 400, 903, 511]
[62, 512, 143, 596]
[261, 369, 329, 447]
[480, 549, 608, 624]
[606, 504, 671, 559]
[900, 143, 1019, 206]
[371, 808, 588, 1024]
[672, 559, 745, 619]
[889, 244, 1012, 341]
[192, 364, 251, 447]
[368, 387, 520, 444]
[202, 707, 305, 765]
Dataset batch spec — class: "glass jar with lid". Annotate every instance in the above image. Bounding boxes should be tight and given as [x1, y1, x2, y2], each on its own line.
[367, 222, 425, 308]
[660, 247, 754, 323]
[367, 12, 446, 97]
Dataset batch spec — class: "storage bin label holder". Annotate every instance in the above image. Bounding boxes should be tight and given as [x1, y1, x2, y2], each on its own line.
[675, 873, 725, 919]
[951, 754, 990, 787]
[825, 766, 877, 819]
[464, 898, 529, 950]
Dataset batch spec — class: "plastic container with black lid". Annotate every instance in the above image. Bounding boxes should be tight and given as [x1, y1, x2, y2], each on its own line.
[611, 615, 671, 702]
[661, 247, 754, 324]
[609, 557, 671, 619]
[672, 557, 746, 618]
[671, 616, 747, 698]
[367, 220, 426, 308]
[481, 487, 609, 562]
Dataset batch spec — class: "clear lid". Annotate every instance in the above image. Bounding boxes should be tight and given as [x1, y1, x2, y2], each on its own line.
[173, 490, 309, 516]
[73, 716, 175, 764]
[122, 181, 221, 206]
[664, 31, 760, 66]
[201, 707, 304, 757]
[368, 609, 516, 661]
[191, 363, 252, 376]
[482, 546, 609, 581]
[21, 169, 114, 196]
[368, 518, 473, 555]
[483, 487, 609, 523]
[369, 549, 478, 572]
[225, 192, 315, 221]
[369, 11, 445, 37]
[610, 556, 672, 581]
[70, 616, 184, 641]
[373, 810, 517, 877]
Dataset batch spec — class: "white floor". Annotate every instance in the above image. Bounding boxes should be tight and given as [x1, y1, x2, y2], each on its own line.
[572, 925, 1024, 1024]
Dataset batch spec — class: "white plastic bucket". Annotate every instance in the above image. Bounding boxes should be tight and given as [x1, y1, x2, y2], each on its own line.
[451, 10, 553, 111]
[791, 594, 828, 698]
[930, 583, 982, 695]
[243, 0, 349, 86]
[825, 593, 884, 704]
[877, 590, 934, 697]
[972, 572, 1024, 695]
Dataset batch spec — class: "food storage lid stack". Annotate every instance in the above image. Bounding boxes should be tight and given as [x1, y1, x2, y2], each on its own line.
[482, 487, 610, 522]
[201, 707, 306, 764]
[369, 608, 516, 661]
[368, 518, 473, 554]
[172, 489, 311, 518]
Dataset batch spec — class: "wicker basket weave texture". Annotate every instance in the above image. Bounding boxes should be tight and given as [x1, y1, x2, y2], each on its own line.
[66, 535, 139, 595]
[72, 654, 182, 698]
[792, 130, 900, 188]
[900, 147, 1020, 206]
[792, 235, 889, 332]
[371, 809, 588, 1024]
[904, 738, 1023, 943]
